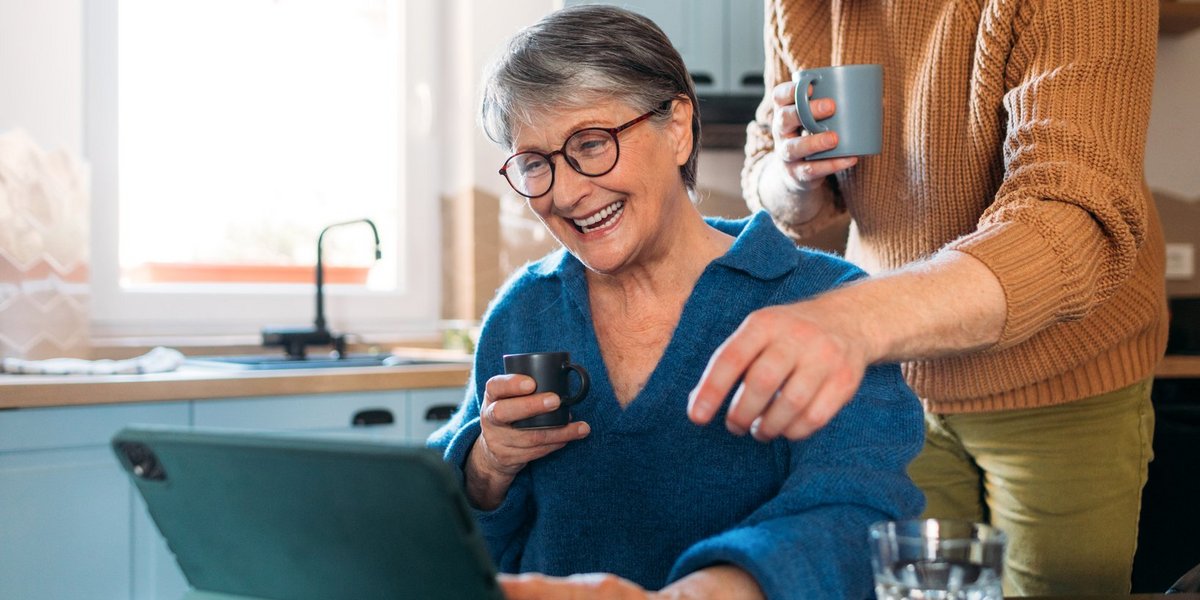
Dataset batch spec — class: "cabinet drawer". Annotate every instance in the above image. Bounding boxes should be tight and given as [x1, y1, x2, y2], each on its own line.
[408, 387, 465, 445]
[0, 402, 189, 453]
[0, 448, 133, 599]
[192, 391, 409, 431]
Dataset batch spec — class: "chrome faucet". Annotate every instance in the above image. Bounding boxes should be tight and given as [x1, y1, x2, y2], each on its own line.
[261, 218, 381, 359]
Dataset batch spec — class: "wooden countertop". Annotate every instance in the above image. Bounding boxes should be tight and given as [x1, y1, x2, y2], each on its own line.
[1154, 354, 1200, 379]
[0, 362, 472, 410]
[2, 354, 1196, 412]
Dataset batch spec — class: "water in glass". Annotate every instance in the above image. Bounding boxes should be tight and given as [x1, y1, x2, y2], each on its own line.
[874, 558, 1002, 600]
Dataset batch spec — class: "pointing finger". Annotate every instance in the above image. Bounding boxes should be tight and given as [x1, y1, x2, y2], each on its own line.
[689, 316, 773, 425]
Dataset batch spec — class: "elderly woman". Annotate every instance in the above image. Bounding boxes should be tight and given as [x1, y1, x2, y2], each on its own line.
[429, 5, 923, 599]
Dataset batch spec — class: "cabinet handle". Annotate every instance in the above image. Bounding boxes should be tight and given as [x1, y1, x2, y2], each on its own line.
[425, 405, 457, 422]
[740, 74, 764, 87]
[690, 72, 714, 86]
[351, 408, 394, 427]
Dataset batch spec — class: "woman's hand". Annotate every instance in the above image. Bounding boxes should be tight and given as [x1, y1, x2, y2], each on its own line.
[499, 573, 653, 600]
[687, 251, 1008, 442]
[754, 80, 860, 234]
[500, 565, 764, 600]
[770, 80, 859, 193]
[465, 374, 590, 510]
[687, 298, 874, 442]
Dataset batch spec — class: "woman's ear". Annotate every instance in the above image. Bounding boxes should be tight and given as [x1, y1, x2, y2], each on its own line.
[667, 98, 694, 166]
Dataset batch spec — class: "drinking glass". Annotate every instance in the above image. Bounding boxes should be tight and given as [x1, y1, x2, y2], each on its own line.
[869, 519, 1006, 600]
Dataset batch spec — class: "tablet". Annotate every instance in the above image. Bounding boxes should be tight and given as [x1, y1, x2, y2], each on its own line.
[111, 425, 503, 600]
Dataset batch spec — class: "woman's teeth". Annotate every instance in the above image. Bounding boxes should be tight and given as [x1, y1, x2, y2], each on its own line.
[572, 201, 624, 233]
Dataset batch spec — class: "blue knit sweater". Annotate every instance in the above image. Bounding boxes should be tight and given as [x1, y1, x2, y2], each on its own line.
[429, 212, 925, 599]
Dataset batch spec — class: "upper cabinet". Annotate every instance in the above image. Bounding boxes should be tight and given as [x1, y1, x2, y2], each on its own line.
[563, 0, 765, 117]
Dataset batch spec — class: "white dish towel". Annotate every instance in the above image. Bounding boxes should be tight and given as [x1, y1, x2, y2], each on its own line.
[0, 347, 185, 375]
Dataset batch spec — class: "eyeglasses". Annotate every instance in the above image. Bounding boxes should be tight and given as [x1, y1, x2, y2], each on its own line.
[498, 108, 658, 199]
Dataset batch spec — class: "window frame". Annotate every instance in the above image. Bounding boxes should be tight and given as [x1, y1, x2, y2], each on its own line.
[84, 0, 442, 338]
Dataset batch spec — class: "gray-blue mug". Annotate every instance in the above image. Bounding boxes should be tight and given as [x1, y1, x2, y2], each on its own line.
[793, 64, 883, 160]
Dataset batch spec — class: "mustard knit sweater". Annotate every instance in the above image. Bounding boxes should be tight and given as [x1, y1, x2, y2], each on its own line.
[743, 0, 1168, 413]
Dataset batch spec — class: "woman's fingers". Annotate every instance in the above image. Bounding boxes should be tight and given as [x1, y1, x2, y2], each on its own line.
[499, 572, 649, 600]
[771, 80, 799, 107]
[483, 390, 561, 427]
[724, 343, 796, 435]
[768, 86, 858, 185]
[806, 97, 836, 121]
[753, 360, 849, 441]
[748, 374, 818, 442]
[688, 316, 771, 426]
[779, 133, 851, 163]
[483, 373, 536, 404]
[690, 304, 869, 442]
[476, 374, 590, 478]
[780, 371, 858, 441]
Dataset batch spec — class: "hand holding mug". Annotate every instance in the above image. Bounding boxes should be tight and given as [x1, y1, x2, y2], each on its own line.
[466, 372, 591, 510]
[772, 81, 859, 194]
[771, 64, 883, 193]
[793, 64, 882, 159]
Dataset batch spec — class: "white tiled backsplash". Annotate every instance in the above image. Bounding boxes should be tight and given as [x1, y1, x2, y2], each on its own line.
[0, 129, 90, 359]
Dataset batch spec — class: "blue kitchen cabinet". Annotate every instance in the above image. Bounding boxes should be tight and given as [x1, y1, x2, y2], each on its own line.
[564, 0, 764, 98]
[726, 0, 766, 97]
[191, 390, 411, 432]
[0, 387, 466, 599]
[0, 402, 189, 600]
[408, 387, 465, 444]
[190, 388, 465, 442]
[131, 482, 190, 600]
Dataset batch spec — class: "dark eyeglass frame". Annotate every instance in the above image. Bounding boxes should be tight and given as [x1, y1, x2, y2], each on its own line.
[498, 107, 660, 199]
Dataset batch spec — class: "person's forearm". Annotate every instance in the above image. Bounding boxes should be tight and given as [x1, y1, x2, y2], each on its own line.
[659, 565, 765, 600]
[812, 249, 1007, 364]
[464, 438, 514, 511]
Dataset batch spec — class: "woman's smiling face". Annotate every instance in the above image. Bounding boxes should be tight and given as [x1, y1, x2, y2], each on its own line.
[511, 99, 693, 276]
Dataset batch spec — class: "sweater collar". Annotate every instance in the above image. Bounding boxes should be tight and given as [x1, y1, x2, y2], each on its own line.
[531, 210, 798, 281]
[708, 211, 798, 280]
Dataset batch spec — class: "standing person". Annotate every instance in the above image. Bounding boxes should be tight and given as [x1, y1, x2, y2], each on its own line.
[688, 0, 1167, 595]
[430, 5, 924, 599]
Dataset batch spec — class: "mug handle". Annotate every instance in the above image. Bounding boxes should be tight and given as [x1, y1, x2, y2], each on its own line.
[794, 71, 828, 134]
[560, 362, 590, 406]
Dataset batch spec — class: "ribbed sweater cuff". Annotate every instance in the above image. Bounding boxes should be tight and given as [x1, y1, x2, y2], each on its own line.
[742, 150, 772, 215]
[948, 220, 1064, 348]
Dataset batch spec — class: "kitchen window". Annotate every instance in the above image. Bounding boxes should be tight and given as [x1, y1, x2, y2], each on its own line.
[85, 0, 441, 338]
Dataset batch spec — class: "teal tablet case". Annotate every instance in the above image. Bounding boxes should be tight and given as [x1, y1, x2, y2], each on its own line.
[112, 426, 503, 600]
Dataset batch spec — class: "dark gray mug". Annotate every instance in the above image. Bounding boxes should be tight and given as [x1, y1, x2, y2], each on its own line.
[793, 63, 883, 160]
[503, 351, 590, 429]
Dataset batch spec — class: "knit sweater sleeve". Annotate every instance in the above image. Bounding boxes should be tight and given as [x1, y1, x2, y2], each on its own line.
[742, 0, 846, 241]
[944, 0, 1157, 348]
[426, 274, 539, 571]
[425, 372, 533, 571]
[667, 363, 926, 599]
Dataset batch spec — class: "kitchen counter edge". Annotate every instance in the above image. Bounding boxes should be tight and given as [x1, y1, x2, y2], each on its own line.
[3, 356, 1197, 411]
[0, 362, 472, 410]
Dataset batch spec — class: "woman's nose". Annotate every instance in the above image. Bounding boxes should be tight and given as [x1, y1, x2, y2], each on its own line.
[549, 156, 590, 210]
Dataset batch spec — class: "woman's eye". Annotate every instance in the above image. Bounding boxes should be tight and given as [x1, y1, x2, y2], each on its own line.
[579, 140, 606, 152]
[572, 136, 611, 156]
[518, 158, 548, 175]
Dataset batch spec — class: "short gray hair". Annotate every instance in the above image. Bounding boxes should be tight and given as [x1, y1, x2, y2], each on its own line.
[480, 4, 701, 190]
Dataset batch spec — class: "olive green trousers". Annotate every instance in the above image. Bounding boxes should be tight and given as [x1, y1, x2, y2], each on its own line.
[909, 379, 1155, 596]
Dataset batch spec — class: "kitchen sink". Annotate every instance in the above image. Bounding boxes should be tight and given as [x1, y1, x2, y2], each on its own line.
[184, 353, 450, 371]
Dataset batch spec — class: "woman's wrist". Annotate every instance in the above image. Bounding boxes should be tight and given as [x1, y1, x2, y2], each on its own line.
[658, 565, 765, 600]
[465, 437, 515, 510]
[755, 156, 836, 236]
